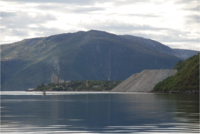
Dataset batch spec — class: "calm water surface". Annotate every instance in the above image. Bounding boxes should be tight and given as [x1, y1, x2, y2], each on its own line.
[0, 91, 199, 134]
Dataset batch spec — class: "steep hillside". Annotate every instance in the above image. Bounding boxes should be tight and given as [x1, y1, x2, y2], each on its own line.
[111, 69, 177, 92]
[0, 30, 197, 91]
[153, 53, 199, 92]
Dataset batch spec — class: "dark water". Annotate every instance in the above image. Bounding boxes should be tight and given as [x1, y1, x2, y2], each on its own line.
[0, 91, 199, 134]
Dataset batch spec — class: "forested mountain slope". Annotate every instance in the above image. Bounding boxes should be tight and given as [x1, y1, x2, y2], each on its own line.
[1, 30, 198, 90]
[153, 53, 199, 92]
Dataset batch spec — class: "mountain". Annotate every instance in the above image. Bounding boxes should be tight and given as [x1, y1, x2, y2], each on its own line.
[121, 35, 199, 59]
[153, 53, 199, 93]
[0, 30, 198, 91]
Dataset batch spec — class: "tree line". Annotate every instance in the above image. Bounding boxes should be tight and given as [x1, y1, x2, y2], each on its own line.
[35, 80, 121, 91]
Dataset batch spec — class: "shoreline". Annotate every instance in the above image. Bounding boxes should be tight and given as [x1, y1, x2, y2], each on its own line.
[25, 90, 199, 94]
[151, 90, 199, 94]
[26, 90, 110, 92]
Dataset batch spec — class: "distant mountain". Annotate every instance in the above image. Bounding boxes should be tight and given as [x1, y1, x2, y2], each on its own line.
[153, 53, 199, 93]
[1, 30, 198, 90]
[121, 35, 199, 59]
[172, 49, 199, 59]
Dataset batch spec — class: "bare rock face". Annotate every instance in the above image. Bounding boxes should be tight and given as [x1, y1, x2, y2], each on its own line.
[111, 69, 177, 92]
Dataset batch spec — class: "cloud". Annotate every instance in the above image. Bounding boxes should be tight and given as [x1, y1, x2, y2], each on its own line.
[71, 7, 105, 13]
[0, 0, 108, 5]
[0, 0, 199, 51]
[127, 14, 160, 18]
[36, 5, 105, 14]
[186, 15, 200, 23]
[78, 20, 172, 34]
[134, 30, 199, 43]
[183, 5, 199, 12]
[1, 12, 57, 29]
[78, 20, 198, 42]
[1, 11, 16, 17]
[175, 0, 199, 4]
[78, 20, 199, 49]
[127, 31, 200, 50]
[0, 11, 60, 43]
[0, 26, 67, 44]
[29, 27, 68, 37]
[1, 0, 149, 4]
[36, 5, 66, 11]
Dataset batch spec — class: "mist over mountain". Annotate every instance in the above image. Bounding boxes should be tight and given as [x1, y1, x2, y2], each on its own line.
[1, 30, 198, 90]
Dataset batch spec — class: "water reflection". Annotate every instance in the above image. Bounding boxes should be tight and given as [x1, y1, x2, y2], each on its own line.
[1, 92, 199, 133]
[155, 94, 199, 133]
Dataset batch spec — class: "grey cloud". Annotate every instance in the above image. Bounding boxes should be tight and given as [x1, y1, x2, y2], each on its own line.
[36, 5, 64, 11]
[1, 12, 59, 41]
[1, 12, 57, 29]
[186, 15, 199, 23]
[71, 7, 105, 13]
[0, 27, 30, 43]
[1, 0, 154, 6]
[134, 32, 199, 43]
[31, 14, 56, 23]
[143, 29, 199, 42]
[36, 5, 105, 13]
[127, 32, 199, 51]
[79, 21, 199, 45]
[183, 6, 199, 12]
[175, 0, 198, 4]
[189, 6, 199, 11]
[112, 0, 151, 5]
[80, 21, 171, 32]
[1, 25, 67, 43]
[127, 14, 160, 18]
[0, 0, 108, 5]
[1, 26, 26, 37]
[30, 27, 68, 37]
[1, 12, 17, 17]
[95, 13, 161, 18]
[12, 29, 29, 36]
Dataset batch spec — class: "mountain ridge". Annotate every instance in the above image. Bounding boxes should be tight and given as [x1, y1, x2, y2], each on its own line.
[1, 30, 199, 91]
[120, 34, 199, 59]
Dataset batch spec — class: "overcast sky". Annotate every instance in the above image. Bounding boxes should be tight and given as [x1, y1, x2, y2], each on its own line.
[0, 0, 199, 50]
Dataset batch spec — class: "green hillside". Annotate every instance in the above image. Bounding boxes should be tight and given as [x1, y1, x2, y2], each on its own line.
[153, 53, 199, 92]
[0, 30, 190, 91]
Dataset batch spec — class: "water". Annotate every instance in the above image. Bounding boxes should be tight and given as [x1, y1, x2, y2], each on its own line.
[0, 91, 199, 134]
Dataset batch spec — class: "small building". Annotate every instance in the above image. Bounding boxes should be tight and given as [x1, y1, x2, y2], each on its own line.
[28, 88, 35, 91]
[93, 85, 101, 88]
[59, 79, 65, 83]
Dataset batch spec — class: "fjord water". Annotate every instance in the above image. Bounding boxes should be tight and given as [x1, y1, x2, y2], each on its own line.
[1, 91, 199, 134]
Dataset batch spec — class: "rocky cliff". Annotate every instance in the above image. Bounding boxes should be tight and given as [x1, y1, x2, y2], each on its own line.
[111, 69, 177, 92]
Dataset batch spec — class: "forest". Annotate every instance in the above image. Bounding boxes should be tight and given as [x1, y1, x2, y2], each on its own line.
[153, 53, 199, 92]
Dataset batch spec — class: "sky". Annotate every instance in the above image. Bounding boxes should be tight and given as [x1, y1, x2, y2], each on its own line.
[0, 0, 199, 51]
